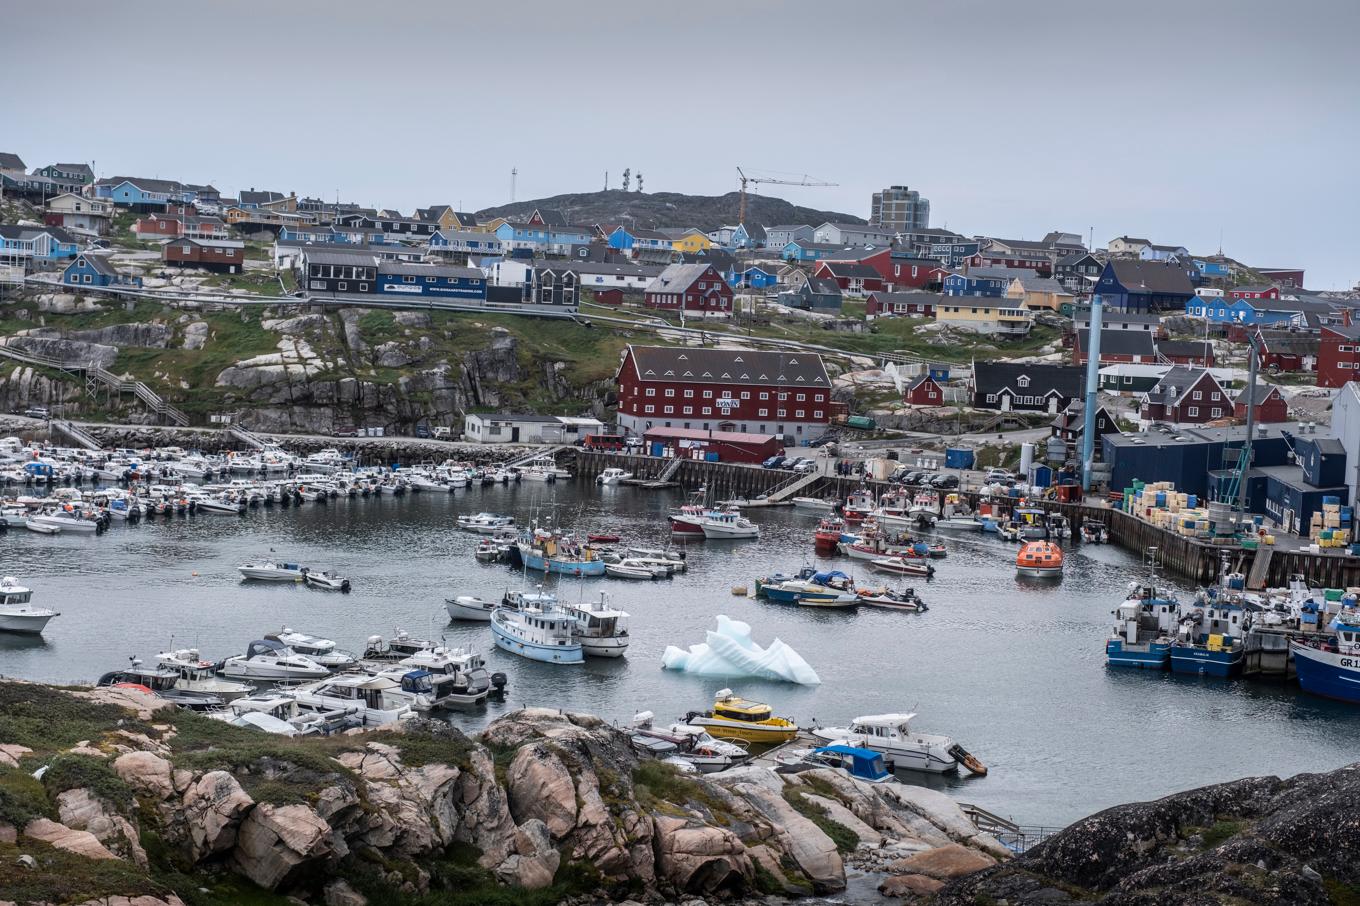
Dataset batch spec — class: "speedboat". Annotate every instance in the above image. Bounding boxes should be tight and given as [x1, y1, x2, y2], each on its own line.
[597, 467, 633, 485]
[1081, 520, 1108, 544]
[854, 586, 928, 612]
[700, 509, 760, 539]
[776, 745, 895, 784]
[684, 690, 798, 746]
[304, 570, 351, 592]
[457, 512, 514, 534]
[563, 594, 630, 658]
[760, 570, 860, 608]
[0, 576, 58, 634]
[934, 513, 984, 532]
[1016, 541, 1064, 578]
[811, 713, 986, 775]
[362, 630, 439, 662]
[790, 496, 837, 513]
[380, 645, 501, 705]
[474, 539, 504, 562]
[290, 673, 415, 726]
[606, 558, 669, 580]
[155, 649, 253, 700]
[238, 561, 306, 582]
[630, 712, 750, 773]
[29, 509, 100, 533]
[490, 602, 584, 665]
[265, 628, 357, 670]
[869, 556, 935, 578]
[218, 639, 331, 681]
[24, 519, 60, 535]
[97, 658, 224, 711]
[209, 691, 360, 737]
[446, 594, 497, 622]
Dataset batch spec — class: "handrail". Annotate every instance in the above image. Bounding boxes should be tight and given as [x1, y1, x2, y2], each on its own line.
[0, 342, 189, 426]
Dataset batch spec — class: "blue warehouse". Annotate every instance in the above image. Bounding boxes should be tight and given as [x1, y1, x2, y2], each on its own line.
[376, 261, 486, 300]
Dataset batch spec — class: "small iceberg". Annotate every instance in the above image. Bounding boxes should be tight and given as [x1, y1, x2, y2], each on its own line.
[662, 615, 821, 685]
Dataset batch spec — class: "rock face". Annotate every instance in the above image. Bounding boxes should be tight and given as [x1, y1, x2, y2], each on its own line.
[935, 765, 1360, 905]
[56, 788, 148, 866]
[233, 802, 334, 889]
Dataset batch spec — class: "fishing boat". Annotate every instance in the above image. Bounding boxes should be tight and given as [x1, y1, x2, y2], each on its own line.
[155, 649, 253, 701]
[1292, 610, 1360, 703]
[1080, 520, 1108, 544]
[446, 594, 497, 622]
[518, 455, 573, 481]
[869, 556, 935, 578]
[668, 499, 708, 534]
[842, 489, 876, 523]
[474, 539, 504, 562]
[238, 560, 306, 582]
[811, 713, 986, 775]
[490, 602, 584, 664]
[813, 517, 850, 551]
[854, 586, 927, 612]
[597, 468, 632, 485]
[265, 628, 357, 669]
[304, 570, 351, 592]
[605, 558, 668, 580]
[700, 508, 760, 539]
[457, 512, 515, 534]
[685, 690, 798, 745]
[218, 639, 332, 681]
[290, 674, 415, 726]
[1105, 583, 1179, 669]
[563, 593, 630, 657]
[791, 496, 837, 514]
[515, 528, 606, 577]
[0, 576, 58, 634]
[1169, 582, 1248, 677]
[97, 658, 224, 711]
[1015, 541, 1064, 578]
[760, 570, 860, 608]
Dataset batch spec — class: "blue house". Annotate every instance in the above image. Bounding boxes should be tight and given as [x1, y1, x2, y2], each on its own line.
[725, 263, 780, 289]
[781, 240, 843, 263]
[0, 225, 79, 263]
[62, 253, 142, 288]
[375, 261, 486, 301]
[942, 268, 1012, 297]
[1093, 259, 1196, 313]
[1195, 259, 1232, 280]
[495, 221, 593, 254]
[92, 177, 193, 210]
[429, 229, 504, 257]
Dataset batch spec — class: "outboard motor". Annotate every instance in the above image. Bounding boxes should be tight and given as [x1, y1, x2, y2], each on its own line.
[490, 672, 508, 692]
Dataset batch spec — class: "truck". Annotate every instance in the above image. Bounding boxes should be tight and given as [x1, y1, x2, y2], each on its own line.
[432, 426, 452, 439]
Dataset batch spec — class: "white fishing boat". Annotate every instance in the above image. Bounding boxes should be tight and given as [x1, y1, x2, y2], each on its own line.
[810, 713, 986, 776]
[238, 560, 306, 582]
[791, 496, 837, 513]
[304, 570, 351, 592]
[700, 509, 760, 539]
[446, 594, 496, 622]
[563, 594, 630, 657]
[290, 674, 415, 726]
[265, 628, 357, 669]
[218, 639, 331, 681]
[155, 649, 253, 701]
[490, 603, 584, 665]
[0, 576, 58, 634]
[597, 467, 633, 485]
[457, 512, 515, 534]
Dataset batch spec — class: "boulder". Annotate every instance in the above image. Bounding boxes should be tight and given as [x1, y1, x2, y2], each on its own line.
[23, 818, 118, 860]
[56, 788, 147, 866]
[879, 873, 946, 898]
[113, 751, 174, 800]
[886, 842, 997, 880]
[504, 743, 577, 839]
[715, 771, 844, 893]
[233, 803, 333, 889]
[70, 686, 175, 720]
[0, 743, 32, 768]
[323, 879, 368, 906]
[802, 793, 882, 847]
[181, 770, 254, 859]
[494, 818, 560, 890]
[652, 815, 753, 894]
[3, 335, 118, 368]
[182, 321, 209, 350]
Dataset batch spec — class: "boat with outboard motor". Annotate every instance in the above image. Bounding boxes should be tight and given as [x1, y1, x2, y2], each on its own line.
[238, 560, 306, 582]
[218, 639, 331, 681]
[446, 594, 497, 622]
[0, 576, 58, 634]
[791, 496, 837, 513]
[155, 649, 253, 701]
[597, 467, 633, 485]
[605, 557, 669, 580]
[304, 570, 351, 592]
[457, 512, 515, 534]
[289, 673, 415, 726]
[264, 628, 357, 670]
[97, 657, 224, 711]
[362, 630, 440, 662]
[869, 556, 935, 578]
[376, 645, 502, 705]
[811, 712, 986, 775]
[774, 745, 895, 784]
[854, 585, 927, 612]
[685, 690, 798, 746]
[759, 569, 859, 608]
[629, 712, 751, 773]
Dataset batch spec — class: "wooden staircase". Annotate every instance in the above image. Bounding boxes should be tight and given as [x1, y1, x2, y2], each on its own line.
[0, 342, 189, 426]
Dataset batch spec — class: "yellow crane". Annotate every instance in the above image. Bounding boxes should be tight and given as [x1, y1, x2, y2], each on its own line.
[736, 167, 838, 225]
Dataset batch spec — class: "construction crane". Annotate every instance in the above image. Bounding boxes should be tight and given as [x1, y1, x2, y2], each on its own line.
[736, 167, 837, 225]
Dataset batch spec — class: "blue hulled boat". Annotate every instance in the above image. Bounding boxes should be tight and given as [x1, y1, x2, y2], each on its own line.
[490, 602, 584, 665]
[1105, 583, 1179, 669]
[1292, 611, 1360, 703]
[514, 528, 606, 577]
[1169, 583, 1249, 677]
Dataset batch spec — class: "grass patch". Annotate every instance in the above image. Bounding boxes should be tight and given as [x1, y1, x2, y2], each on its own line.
[631, 761, 732, 823]
[750, 858, 785, 895]
[0, 838, 168, 904]
[347, 841, 605, 906]
[42, 753, 135, 815]
[1324, 879, 1360, 906]
[1199, 818, 1247, 848]
[0, 682, 149, 757]
[782, 787, 860, 854]
[365, 723, 476, 770]
[0, 767, 54, 827]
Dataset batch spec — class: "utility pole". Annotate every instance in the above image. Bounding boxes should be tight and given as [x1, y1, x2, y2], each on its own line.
[1238, 335, 1259, 522]
[1079, 292, 1104, 493]
[510, 168, 517, 203]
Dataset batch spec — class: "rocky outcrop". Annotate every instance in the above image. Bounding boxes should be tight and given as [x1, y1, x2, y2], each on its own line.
[2, 335, 118, 368]
[233, 802, 334, 889]
[177, 770, 253, 859]
[113, 751, 174, 800]
[936, 765, 1360, 905]
[23, 817, 118, 860]
[56, 788, 147, 867]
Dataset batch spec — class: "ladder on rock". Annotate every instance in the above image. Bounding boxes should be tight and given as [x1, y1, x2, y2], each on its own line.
[50, 420, 101, 451]
[227, 426, 268, 450]
[764, 470, 824, 502]
[0, 343, 189, 427]
[1245, 544, 1275, 591]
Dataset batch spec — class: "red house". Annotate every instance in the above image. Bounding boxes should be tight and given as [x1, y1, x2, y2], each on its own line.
[904, 374, 945, 406]
[1317, 325, 1360, 388]
[162, 238, 244, 273]
[641, 426, 781, 464]
[1072, 328, 1156, 366]
[886, 255, 950, 290]
[1156, 339, 1215, 367]
[965, 251, 1050, 276]
[1234, 385, 1288, 423]
[1257, 268, 1305, 289]
[1229, 285, 1280, 301]
[587, 287, 626, 305]
[615, 344, 833, 441]
[813, 260, 884, 295]
[644, 263, 732, 314]
[1140, 366, 1231, 425]
[1254, 330, 1318, 373]
[866, 291, 936, 318]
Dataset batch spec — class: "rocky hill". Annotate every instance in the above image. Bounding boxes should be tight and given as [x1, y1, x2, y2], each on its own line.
[0, 681, 1006, 906]
[476, 190, 864, 232]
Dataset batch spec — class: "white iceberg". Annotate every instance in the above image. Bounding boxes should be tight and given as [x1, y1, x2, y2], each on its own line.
[661, 615, 821, 685]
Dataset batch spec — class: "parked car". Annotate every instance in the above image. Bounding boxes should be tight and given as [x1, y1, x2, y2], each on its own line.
[23, 407, 50, 419]
[902, 470, 928, 486]
[333, 427, 358, 438]
[792, 460, 817, 474]
[414, 425, 431, 439]
[762, 455, 788, 469]
[929, 473, 960, 490]
[624, 436, 644, 449]
[984, 468, 1012, 483]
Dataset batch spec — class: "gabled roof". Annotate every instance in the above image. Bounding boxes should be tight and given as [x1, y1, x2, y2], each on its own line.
[821, 245, 890, 263]
[1112, 236, 1151, 245]
[1009, 275, 1071, 295]
[767, 223, 813, 232]
[1107, 260, 1195, 296]
[96, 175, 186, 194]
[906, 373, 939, 392]
[1144, 365, 1221, 404]
[645, 262, 721, 295]
[529, 208, 568, 227]
[1156, 339, 1213, 360]
[70, 253, 119, 277]
[973, 362, 1083, 398]
[540, 260, 662, 279]
[818, 261, 880, 279]
[0, 153, 25, 171]
[1076, 328, 1156, 358]
[1254, 331, 1318, 355]
[48, 162, 93, 177]
[1234, 383, 1282, 406]
[806, 278, 843, 296]
[625, 345, 830, 388]
[240, 190, 287, 205]
[1056, 251, 1104, 267]
[951, 266, 1030, 282]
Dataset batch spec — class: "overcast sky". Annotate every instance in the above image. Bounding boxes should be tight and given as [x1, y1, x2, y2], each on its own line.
[3, 0, 1356, 287]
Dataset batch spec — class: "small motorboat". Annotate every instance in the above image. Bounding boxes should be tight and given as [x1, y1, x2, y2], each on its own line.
[1016, 540, 1064, 578]
[24, 520, 61, 535]
[626, 547, 686, 572]
[870, 556, 935, 578]
[156, 649, 253, 700]
[811, 712, 986, 776]
[855, 586, 928, 612]
[685, 689, 798, 746]
[98, 658, 224, 711]
[775, 745, 894, 784]
[700, 509, 760, 539]
[630, 712, 751, 773]
[304, 570, 351, 592]
[457, 512, 515, 534]
[790, 496, 837, 513]
[446, 594, 496, 622]
[474, 539, 504, 562]
[1081, 520, 1108, 544]
[596, 468, 632, 485]
[606, 558, 668, 580]
[362, 630, 440, 662]
[239, 561, 306, 582]
[219, 639, 331, 681]
[0, 576, 59, 634]
[587, 532, 622, 543]
[265, 628, 357, 670]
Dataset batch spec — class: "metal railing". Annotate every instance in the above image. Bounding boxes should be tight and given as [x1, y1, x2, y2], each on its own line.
[0, 342, 189, 426]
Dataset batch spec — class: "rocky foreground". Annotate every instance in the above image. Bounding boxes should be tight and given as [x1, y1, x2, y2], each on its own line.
[0, 682, 1006, 906]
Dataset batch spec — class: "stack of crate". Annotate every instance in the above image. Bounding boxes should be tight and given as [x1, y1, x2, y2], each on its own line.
[1123, 480, 1213, 538]
[1310, 497, 1353, 548]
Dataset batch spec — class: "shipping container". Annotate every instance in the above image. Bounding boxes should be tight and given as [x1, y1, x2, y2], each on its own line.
[944, 447, 975, 469]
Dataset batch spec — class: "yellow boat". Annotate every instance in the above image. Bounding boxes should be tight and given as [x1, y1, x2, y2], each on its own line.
[685, 689, 799, 745]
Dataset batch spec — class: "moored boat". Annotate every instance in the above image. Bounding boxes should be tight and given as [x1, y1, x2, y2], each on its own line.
[239, 560, 306, 582]
[1105, 583, 1178, 669]
[218, 639, 331, 682]
[869, 556, 934, 578]
[597, 468, 633, 485]
[490, 601, 584, 665]
[1016, 541, 1064, 578]
[563, 593, 630, 657]
[685, 690, 798, 746]
[1292, 611, 1360, 703]
[791, 496, 837, 513]
[446, 594, 497, 622]
[810, 712, 985, 775]
[700, 508, 759, 539]
[457, 512, 515, 534]
[304, 570, 351, 592]
[854, 585, 927, 612]
[0, 576, 58, 634]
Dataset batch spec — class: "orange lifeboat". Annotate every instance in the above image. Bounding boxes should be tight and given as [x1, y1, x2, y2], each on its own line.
[1016, 540, 1064, 578]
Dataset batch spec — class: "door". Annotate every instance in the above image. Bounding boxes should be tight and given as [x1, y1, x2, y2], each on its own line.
[1048, 396, 1059, 414]
[511, 427, 520, 442]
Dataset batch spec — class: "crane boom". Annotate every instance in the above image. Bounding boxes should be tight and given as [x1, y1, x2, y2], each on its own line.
[737, 167, 838, 225]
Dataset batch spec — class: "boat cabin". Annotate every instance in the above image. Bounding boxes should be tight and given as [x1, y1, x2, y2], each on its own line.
[315, 675, 401, 710]
[810, 745, 892, 783]
[0, 579, 33, 606]
[713, 693, 772, 723]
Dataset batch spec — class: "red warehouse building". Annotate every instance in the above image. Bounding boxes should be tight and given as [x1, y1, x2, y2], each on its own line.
[1317, 325, 1360, 388]
[813, 260, 885, 295]
[866, 290, 937, 318]
[1229, 285, 1280, 301]
[641, 427, 782, 464]
[615, 345, 832, 441]
[643, 263, 732, 314]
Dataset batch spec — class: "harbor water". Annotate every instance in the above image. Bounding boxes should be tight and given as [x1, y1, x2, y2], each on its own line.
[2, 480, 1358, 828]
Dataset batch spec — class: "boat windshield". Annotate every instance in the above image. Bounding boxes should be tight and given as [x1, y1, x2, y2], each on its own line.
[0, 591, 32, 604]
[715, 704, 771, 722]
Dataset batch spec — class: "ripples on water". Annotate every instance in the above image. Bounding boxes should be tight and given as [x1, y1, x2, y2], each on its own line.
[1, 481, 1357, 826]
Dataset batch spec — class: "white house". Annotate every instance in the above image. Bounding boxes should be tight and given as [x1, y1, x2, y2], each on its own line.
[812, 222, 894, 246]
[462, 413, 605, 444]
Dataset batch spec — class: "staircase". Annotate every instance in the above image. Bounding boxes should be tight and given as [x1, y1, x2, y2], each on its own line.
[656, 456, 686, 483]
[0, 342, 189, 426]
[764, 470, 824, 502]
[505, 445, 568, 468]
[227, 426, 268, 450]
[1245, 544, 1275, 591]
[50, 420, 101, 451]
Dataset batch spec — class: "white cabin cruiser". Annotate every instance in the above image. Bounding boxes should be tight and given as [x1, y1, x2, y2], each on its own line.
[265, 628, 357, 669]
[0, 576, 58, 634]
[597, 467, 633, 485]
[362, 629, 439, 662]
[304, 570, 351, 592]
[155, 649, 253, 700]
[377, 646, 497, 707]
[218, 639, 331, 681]
[630, 713, 750, 773]
[791, 497, 837, 513]
[605, 558, 669, 580]
[238, 560, 306, 582]
[290, 674, 415, 726]
[700, 509, 760, 539]
[28, 509, 99, 533]
[457, 512, 515, 534]
[446, 595, 496, 622]
[810, 712, 987, 775]
[210, 691, 362, 736]
[563, 594, 630, 658]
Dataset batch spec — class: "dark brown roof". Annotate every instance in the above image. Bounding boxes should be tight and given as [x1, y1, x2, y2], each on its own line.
[624, 345, 829, 388]
[1109, 260, 1195, 295]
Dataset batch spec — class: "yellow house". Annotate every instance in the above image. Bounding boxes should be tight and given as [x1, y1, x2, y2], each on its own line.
[935, 297, 1033, 336]
[668, 229, 712, 255]
[1005, 275, 1074, 312]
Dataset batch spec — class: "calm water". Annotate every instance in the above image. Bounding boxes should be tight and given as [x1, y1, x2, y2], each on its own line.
[2, 481, 1357, 827]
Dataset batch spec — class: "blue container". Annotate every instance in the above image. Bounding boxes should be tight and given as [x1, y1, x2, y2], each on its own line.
[1155, 492, 1167, 507]
[1323, 495, 1341, 506]
[650, 442, 665, 457]
[705, 452, 719, 462]
[1187, 494, 1198, 508]
[1032, 465, 1053, 488]
[944, 448, 975, 469]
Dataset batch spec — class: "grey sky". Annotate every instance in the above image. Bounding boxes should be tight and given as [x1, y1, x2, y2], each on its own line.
[2, 0, 1356, 287]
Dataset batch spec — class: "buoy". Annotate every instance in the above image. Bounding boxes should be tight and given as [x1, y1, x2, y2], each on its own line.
[731, 585, 748, 596]
[191, 571, 199, 577]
